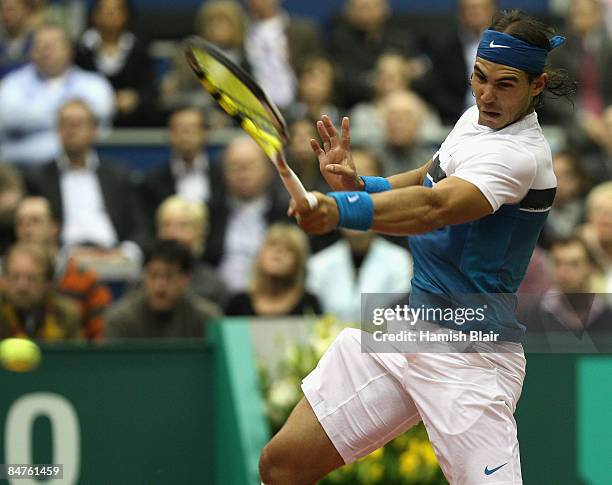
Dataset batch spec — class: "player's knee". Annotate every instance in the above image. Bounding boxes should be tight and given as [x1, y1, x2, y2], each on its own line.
[259, 442, 300, 485]
[259, 442, 293, 484]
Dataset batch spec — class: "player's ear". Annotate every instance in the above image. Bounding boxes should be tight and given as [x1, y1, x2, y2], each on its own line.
[530, 72, 548, 97]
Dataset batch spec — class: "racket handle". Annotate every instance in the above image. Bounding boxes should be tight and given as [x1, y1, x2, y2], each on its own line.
[280, 167, 318, 210]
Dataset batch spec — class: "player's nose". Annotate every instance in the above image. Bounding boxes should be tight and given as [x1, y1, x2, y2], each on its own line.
[480, 84, 496, 103]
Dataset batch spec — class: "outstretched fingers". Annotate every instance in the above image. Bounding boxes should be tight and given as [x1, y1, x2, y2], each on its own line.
[317, 120, 331, 151]
[310, 138, 324, 158]
[322, 115, 339, 149]
[340, 117, 350, 150]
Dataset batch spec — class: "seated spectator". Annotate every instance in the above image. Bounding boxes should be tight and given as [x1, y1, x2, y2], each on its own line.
[156, 196, 228, 305]
[329, 0, 423, 108]
[306, 148, 413, 322]
[0, 242, 81, 340]
[0, 163, 24, 255]
[245, 0, 321, 109]
[521, 237, 612, 352]
[204, 135, 289, 292]
[75, 0, 156, 127]
[570, 103, 612, 180]
[14, 196, 112, 340]
[375, 90, 435, 176]
[225, 223, 321, 316]
[307, 228, 412, 322]
[285, 56, 340, 126]
[140, 107, 223, 234]
[547, 0, 612, 126]
[0, 0, 34, 78]
[416, 0, 495, 124]
[540, 151, 589, 247]
[0, 23, 114, 165]
[104, 239, 222, 339]
[24, 99, 146, 265]
[349, 52, 412, 146]
[581, 181, 612, 288]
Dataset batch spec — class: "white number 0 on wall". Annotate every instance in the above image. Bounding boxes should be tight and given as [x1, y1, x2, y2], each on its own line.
[4, 393, 80, 485]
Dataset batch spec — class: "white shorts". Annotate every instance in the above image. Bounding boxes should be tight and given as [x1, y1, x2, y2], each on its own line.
[301, 328, 526, 485]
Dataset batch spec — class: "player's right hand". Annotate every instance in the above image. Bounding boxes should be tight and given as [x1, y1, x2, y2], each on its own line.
[311, 116, 364, 192]
[291, 192, 340, 235]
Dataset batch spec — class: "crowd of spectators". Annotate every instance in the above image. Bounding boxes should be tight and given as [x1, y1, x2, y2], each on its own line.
[0, 0, 611, 342]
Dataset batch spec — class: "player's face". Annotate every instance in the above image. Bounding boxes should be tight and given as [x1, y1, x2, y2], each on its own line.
[471, 58, 547, 130]
[143, 260, 189, 312]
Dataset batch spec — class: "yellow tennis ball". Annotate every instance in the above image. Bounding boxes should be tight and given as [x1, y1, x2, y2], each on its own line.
[0, 338, 41, 372]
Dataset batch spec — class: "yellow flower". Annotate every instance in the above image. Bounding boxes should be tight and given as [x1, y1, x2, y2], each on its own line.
[368, 448, 384, 461]
[368, 462, 384, 481]
[399, 451, 419, 476]
[420, 443, 439, 468]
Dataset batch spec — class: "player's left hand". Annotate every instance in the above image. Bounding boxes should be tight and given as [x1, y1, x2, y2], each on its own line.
[289, 192, 340, 235]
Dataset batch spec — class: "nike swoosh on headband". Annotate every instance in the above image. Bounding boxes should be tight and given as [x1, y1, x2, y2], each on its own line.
[489, 41, 511, 49]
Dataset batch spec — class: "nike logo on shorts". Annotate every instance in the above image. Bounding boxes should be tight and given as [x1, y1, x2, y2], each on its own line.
[484, 463, 508, 475]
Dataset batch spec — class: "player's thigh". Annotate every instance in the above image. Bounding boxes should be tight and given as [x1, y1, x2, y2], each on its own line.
[261, 328, 421, 484]
[301, 328, 421, 464]
[403, 349, 526, 485]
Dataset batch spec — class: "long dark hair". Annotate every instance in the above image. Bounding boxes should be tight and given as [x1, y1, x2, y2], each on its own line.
[489, 9, 577, 109]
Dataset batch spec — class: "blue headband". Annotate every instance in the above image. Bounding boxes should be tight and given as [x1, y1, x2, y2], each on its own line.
[476, 29, 565, 74]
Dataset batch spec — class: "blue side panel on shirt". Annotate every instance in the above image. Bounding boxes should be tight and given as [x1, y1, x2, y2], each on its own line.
[408, 182, 550, 342]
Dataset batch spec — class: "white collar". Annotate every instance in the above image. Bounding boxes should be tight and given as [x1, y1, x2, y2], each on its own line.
[57, 150, 99, 172]
[170, 152, 208, 177]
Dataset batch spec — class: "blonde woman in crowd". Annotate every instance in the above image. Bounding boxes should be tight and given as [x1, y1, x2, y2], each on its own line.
[225, 223, 321, 317]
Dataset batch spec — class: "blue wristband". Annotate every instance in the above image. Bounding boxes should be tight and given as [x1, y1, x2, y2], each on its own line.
[360, 176, 392, 193]
[328, 191, 374, 231]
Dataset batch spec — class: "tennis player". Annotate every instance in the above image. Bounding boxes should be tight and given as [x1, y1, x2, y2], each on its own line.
[259, 10, 575, 485]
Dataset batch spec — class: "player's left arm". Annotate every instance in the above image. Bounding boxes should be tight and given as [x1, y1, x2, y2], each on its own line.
[296, 176, 493, 235]
[370, 176, 493, 235]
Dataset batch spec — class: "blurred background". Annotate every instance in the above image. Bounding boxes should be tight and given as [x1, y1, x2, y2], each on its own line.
[0, 0, 611, 484]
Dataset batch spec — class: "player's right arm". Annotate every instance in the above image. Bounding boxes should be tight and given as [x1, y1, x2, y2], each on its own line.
[313, 115, 431, 191]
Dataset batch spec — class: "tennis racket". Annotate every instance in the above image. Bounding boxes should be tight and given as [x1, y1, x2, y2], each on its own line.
[183, 37, 317, 209]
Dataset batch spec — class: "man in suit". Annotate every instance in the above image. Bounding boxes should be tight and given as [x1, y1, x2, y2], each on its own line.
[204, 135, 290, 292]
[418, 0, 496, 124]
[140, 107, 222, 235]
[24, 98, 146, 265]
